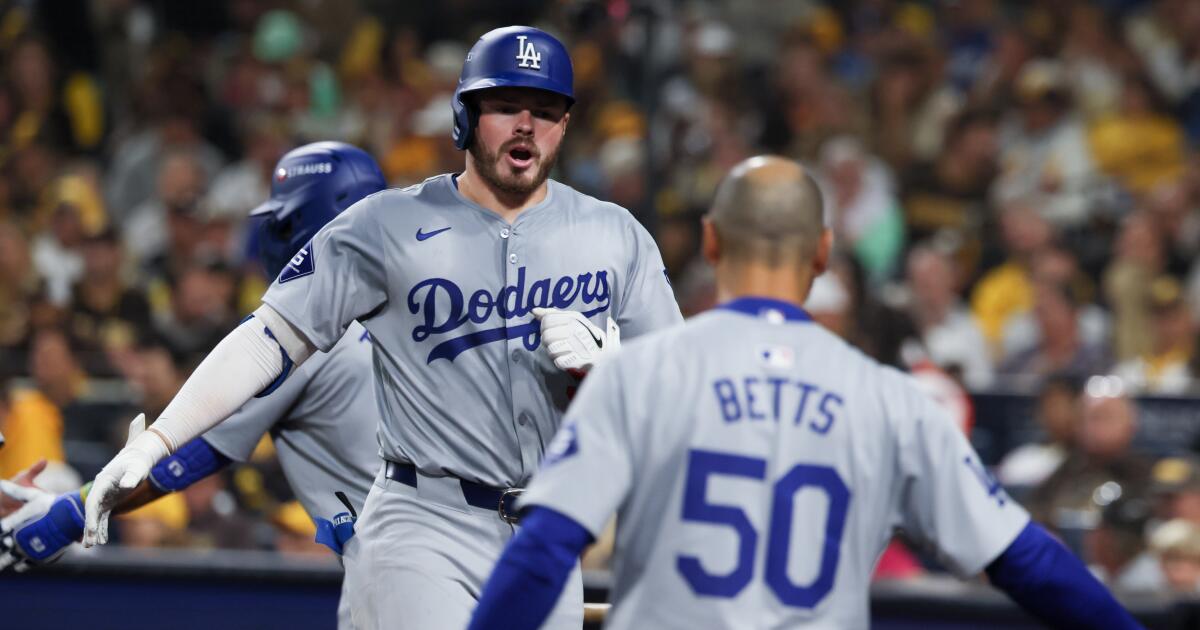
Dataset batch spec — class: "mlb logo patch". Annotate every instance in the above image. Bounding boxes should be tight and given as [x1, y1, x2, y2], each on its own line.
[759, 345, 795, 369]
[543, 422, 579, 467]
[279, 241, 315, 284]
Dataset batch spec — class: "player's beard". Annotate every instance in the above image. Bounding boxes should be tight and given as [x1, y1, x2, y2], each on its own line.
[469, 135, 560, 198]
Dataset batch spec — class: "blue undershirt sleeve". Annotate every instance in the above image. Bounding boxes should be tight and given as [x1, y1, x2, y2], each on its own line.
[467, 507, 594, 630]
[985, 521, 1143, 630]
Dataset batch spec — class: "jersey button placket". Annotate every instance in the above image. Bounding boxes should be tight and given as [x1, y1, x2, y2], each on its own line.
[516, 411, 539, 475]
[502, 226, 535, 477]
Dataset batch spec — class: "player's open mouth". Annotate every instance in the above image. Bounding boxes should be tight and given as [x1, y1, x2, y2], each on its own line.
[506, 146, 535, 169]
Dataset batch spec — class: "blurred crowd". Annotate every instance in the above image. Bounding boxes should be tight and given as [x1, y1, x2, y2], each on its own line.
[1, 0, 1200, 593]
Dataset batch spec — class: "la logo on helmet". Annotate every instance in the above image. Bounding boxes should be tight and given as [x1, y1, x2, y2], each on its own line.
[515, 35, 541, 69]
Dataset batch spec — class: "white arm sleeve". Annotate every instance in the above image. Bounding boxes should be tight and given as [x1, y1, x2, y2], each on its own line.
[149, 304, 316, 452]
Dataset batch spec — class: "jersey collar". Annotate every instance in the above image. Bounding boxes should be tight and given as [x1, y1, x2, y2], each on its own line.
[716, 296, 812, 323]
[447, 173, 557, 225]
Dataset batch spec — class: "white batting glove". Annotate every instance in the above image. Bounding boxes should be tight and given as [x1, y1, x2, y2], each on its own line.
[82, 414, 168, 547]
[531, 308, 621, 372]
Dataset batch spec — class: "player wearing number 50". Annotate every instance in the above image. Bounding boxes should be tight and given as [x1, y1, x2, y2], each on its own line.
[470, 156, 1142, 630]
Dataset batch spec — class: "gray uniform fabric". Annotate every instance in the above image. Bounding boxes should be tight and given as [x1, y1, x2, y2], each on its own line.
[342, 468, 583, 630]
[203, 321, 378, 521]
[522, 302, 1030, 629]
[260, 173, 682, 629]
[201, 321, 379, 630]
[261, 173, 681, 486]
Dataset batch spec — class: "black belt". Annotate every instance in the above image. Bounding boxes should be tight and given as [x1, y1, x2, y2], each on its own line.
[384, 460, 523, 524]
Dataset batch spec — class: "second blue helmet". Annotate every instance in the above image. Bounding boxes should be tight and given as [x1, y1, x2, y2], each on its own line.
[251, 141, 387, 279]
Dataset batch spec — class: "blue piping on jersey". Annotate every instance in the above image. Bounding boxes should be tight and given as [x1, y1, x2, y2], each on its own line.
[716, 296, 812, 322]
[240, 314, 296, 397]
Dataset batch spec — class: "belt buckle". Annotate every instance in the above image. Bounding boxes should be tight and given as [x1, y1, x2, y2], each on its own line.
[498, 488, 524, 524]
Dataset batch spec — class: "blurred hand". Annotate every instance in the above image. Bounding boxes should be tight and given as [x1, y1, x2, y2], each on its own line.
[0, 460, 47, 518]
[0, 482, 80, 572]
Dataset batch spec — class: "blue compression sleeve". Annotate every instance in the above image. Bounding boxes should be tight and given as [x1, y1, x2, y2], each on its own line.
[467, 507, 594, 630]
[147, 437, 232, 493]
[986, 522, 1142, 629]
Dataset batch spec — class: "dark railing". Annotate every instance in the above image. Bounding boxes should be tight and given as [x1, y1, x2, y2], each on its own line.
[50, 380, 1200, 475]
[1, 548, 1196, 629]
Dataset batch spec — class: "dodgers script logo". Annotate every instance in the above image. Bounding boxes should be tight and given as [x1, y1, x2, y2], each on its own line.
[408, 266, 610, 363]
[515, 35, 541, 69]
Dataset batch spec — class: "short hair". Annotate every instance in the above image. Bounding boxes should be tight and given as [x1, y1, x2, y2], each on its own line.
[707, 156, 825, 267]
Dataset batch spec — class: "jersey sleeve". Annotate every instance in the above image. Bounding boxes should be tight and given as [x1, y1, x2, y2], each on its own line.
[201, 355, 317, 461]
[260, 196, 389, 352]
[893, 378, 1030, 577]
[519, 356, 634, 538]
[616, 218, 683, 339]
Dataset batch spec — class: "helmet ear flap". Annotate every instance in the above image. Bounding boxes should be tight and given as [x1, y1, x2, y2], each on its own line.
[466, 99, 480, 147]
[453, 91, 482, 151]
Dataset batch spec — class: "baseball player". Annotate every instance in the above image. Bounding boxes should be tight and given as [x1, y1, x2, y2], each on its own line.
[81, 26, 682, 630]
[468, 156, 1141, 630]
[0, 141, 385, 629]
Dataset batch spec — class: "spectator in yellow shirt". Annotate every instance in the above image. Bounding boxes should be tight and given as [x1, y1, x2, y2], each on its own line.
[0, 386, 65, 480]
[971, 202, 1055, 351]
[1089, 76, 1186, 195]
[0, 328, 85, 491]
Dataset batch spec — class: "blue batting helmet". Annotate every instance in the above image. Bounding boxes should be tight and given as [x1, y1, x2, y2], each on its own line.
[451, 26, 575, 150]
[250, 141, 386, 279]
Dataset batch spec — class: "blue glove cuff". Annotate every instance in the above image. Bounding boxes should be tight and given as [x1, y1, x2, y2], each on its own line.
[314, 511, 356, 555]
[14, 491, 85, 562]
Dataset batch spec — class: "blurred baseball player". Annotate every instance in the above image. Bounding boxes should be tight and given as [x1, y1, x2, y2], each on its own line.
[81, 26, 681, 630]
[0, 141, 385, 629]
[469, 156, 1140, 630]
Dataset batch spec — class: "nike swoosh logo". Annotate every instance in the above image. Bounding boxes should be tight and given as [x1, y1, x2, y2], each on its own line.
[416, 226, 451, 241]
[585, 323, 603, 348]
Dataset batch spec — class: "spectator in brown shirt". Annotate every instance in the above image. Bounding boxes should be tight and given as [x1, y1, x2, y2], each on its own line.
[1029, 377, 1153, 534]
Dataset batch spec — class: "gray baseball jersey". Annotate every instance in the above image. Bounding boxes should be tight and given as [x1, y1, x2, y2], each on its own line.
[202, 321, 378, 521]
[261, 174, 682, 488]
[521, 297, 1030, 629]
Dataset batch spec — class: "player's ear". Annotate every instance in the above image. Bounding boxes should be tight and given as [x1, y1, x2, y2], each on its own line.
[561, 111, 570, 136]
[812, 228, 833, 276]
[701, 218, 721, 266]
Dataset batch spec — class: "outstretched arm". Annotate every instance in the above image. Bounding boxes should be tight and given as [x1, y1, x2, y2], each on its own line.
[83, 305, 314, 546]
[986, 521, 1143, 630]
[0, 438, 231, 570]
